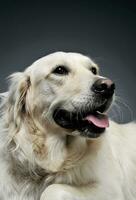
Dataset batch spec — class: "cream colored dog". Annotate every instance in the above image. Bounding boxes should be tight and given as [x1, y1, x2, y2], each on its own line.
[0, 52, 136, 200]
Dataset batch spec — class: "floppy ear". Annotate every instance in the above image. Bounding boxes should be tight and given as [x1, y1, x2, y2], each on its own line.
[8, 72, 31, 126]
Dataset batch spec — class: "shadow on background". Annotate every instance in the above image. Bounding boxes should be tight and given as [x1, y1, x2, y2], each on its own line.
[0, 0, 136, 123]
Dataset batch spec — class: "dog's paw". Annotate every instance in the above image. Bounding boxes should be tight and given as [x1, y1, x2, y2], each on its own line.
[40, 184, 78, 200]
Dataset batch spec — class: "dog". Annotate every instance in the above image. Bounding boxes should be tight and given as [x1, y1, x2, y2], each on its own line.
[0, 51, 136, 200]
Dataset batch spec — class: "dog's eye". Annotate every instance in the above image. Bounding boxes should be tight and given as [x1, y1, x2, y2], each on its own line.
[91, 67, 97, 75]
[52, 66, 69, 75]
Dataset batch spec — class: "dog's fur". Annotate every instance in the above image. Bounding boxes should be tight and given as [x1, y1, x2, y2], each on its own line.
[0, 52, 136, 200]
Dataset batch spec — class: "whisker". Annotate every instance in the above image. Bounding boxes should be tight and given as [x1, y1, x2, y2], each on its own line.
[116, 96, 133, 121]
[109, 106, 120, 121]
[112, 101, 123, 122]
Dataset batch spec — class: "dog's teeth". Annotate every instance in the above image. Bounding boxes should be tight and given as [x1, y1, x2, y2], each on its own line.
[96, 111, 106, 115]
[96, 111, 102, 114]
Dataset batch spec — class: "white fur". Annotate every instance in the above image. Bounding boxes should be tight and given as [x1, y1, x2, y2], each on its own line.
[0, 52, 135, 200]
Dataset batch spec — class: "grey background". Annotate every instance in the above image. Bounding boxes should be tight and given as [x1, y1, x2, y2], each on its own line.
[0, 0, 136, 123]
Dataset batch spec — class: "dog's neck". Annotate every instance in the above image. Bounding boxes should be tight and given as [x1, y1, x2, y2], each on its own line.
[4, 114, 103, 186]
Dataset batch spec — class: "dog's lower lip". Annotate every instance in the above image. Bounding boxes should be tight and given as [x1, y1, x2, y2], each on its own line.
[53, 108, 106, 138]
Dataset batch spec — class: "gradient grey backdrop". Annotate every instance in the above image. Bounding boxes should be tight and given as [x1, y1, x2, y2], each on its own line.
[0, 0, 136, 123]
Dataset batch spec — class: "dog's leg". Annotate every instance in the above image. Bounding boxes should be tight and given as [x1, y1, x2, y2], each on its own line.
[40, 183, 123, 200]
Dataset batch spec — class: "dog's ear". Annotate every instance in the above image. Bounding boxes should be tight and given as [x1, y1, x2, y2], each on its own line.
[8, 72, 31, 126]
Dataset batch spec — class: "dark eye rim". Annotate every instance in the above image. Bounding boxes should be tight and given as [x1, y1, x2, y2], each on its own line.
[52, 65, 69, 75]
[91, 67, 97, 75]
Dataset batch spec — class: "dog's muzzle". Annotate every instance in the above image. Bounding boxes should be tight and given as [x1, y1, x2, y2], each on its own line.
[53, 78, 115, 138]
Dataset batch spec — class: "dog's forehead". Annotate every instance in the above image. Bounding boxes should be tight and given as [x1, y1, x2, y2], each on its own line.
[25, 52, 98, 82]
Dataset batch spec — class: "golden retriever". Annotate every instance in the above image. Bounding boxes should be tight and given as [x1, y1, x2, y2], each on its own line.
[0, 52, 136, 200]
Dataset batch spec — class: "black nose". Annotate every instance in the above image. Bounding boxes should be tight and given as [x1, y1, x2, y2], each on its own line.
[91, 78, 115, 97]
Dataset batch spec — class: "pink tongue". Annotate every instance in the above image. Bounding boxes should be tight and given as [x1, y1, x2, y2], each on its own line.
[85, 113, 109, 128]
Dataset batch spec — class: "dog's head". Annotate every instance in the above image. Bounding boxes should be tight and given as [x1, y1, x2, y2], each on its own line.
[6, 52, 115, 141]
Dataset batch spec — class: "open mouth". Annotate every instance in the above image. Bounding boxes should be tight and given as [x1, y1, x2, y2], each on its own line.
[53, 103, 110, 138]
